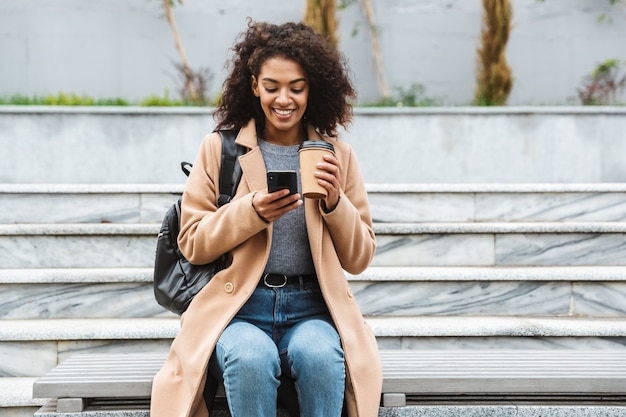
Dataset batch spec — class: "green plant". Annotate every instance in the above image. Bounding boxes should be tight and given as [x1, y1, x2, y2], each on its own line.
[592, 0, 625, 23]
[364, 83, 438, 107]
[474, 0, 513, 106]
[0, 90, 219, 107]
[139, 90, 184, 107]
[536, 0, 625, 23]
[578, 59, 626, 105]
[0, 93, 129, 106]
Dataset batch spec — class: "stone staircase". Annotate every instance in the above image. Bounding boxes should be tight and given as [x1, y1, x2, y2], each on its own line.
[2, 182, 626, 416]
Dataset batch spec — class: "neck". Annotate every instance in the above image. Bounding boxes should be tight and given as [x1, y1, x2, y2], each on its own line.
[262, 124, 306, 146]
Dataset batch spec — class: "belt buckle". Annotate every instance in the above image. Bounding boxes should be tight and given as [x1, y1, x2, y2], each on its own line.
[263, 274, 288, 288]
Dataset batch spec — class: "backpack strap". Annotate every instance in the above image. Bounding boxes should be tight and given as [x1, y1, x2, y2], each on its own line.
[179, 129, 244, 207]
[180, 161, 193, 177]
[217, 129, 244, 207]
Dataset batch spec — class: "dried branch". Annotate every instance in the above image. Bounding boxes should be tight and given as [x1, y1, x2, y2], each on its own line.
[304, 0, 339, 47]
[162, 0, 201, 103]
[360, 0, 390, 98]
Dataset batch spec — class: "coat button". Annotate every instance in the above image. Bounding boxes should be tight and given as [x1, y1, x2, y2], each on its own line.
[224, 282, 234, 293]
[347, 287, 353, 298]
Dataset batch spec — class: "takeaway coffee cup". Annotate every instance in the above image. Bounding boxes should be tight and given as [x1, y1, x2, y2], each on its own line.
[298, 140, 335, 199]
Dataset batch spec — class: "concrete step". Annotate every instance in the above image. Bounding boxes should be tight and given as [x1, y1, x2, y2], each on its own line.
[3, 266, 626, 319]
[4, 265, 626, 284]
[3, 183, 626, 223]
[0, 377, 45, 417]
[2, 316, 626, 379]
[29, 401, 626, 417]
[2, 222, 626, 268]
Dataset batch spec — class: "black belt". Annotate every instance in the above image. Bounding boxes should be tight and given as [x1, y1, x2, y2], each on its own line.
[258, 273, 317, 288]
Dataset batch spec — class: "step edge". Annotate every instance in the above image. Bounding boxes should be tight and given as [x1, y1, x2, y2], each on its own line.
[4, 183, 626, 194]
[3, 222, 626, 236]
[2, 317, 626, 340]
[0, 268, 153, 283]
[351, 266, 626, 282]
[4, 266, 626, 284]
[367, 316, 626, 337]
[0, 377, 46, 407]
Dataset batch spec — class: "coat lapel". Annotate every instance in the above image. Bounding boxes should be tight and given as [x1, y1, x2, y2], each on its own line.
[239, 146, 267, 194]
[235, 119, 267, 194]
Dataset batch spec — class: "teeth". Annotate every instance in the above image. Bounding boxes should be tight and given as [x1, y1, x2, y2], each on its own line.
[274, 109, 294, 115]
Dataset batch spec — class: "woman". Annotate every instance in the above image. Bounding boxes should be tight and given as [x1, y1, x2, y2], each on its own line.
[151, 20, 381, 417]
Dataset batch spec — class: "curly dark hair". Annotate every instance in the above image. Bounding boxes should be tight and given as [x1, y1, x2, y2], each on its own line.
[214, 19, 356, 137]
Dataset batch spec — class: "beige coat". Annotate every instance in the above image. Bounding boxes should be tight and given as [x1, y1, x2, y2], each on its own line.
[150, 119, 382, 417]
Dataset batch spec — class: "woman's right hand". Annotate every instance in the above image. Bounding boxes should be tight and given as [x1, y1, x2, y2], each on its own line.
[252, 190, 302, 222]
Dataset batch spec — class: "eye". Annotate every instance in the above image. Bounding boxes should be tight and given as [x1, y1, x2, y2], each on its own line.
[264, 87, 278, 93]
[291, 88, 304, 94]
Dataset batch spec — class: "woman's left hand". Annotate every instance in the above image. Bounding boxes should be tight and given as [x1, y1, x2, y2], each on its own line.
[315, 153, 342, 212]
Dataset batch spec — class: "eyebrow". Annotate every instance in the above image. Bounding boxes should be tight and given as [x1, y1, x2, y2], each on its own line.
[261, 77, 307, 84]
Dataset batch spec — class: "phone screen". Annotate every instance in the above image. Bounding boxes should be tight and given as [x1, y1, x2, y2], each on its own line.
[267, 170, 298, 195]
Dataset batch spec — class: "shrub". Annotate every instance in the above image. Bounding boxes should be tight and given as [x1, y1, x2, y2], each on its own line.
[578, 59, 626, 105]
[474, 0, 513, 106]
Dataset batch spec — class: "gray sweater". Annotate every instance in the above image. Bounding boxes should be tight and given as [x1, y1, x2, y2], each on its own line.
[258, 139, 316, 276]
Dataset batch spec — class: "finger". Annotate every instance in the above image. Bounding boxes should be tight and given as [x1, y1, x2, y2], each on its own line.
[274, 193, 301, 209]
[315, 170, 339, 189]
[262, 194, 302, 222]
[322, 154, 338, 164]
[266, 189, 292, 202]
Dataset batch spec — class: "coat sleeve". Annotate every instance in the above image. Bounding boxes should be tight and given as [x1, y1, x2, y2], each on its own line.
[178, 133, 268, 265]
[320, 143, 376, 275]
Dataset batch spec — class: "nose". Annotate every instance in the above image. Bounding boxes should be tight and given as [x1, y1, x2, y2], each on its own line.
[276, 88, 290, 105]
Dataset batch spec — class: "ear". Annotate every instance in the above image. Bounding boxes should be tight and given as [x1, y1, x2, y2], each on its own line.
[251, 75, 260, 97]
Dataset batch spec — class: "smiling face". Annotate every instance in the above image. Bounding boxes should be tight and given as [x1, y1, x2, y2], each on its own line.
[251, 57, 309, 144]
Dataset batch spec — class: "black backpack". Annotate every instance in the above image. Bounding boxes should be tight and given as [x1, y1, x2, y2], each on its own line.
[153, 129, 244, 315]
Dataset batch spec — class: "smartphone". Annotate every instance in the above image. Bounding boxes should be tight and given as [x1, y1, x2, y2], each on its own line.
[267, 170, 298, 195]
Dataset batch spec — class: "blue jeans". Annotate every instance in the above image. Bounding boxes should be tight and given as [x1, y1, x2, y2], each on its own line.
[209, 281, 345, 417]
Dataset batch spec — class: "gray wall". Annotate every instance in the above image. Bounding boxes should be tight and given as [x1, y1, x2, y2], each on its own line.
[2, 106, 625, 184]
[1, 0, 625, 105]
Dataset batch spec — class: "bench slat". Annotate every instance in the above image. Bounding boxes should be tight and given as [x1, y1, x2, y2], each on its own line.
[33, 350, 626, 400]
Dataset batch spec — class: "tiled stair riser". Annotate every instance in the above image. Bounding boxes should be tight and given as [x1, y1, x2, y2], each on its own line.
[355, 281, 569, 316]
[0, 340, 171, 378]
[373, 233, 626, 267]
[4, 190, 626, 224]
[6, 281, 626, 319]
[0, 342, 57, 377]
[0, 236, 156, 268]
[0, 283, 173, 319]
[0, 193, 177, 224]
[369, 192, 626, 223]
[356, 281, 626, 316]
[4, 231, 626, 268]
[475, 192, 626, 222]
[495, 234, 626, 266]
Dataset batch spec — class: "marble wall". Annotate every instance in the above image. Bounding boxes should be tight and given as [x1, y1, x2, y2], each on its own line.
[2, 107, 626, 184]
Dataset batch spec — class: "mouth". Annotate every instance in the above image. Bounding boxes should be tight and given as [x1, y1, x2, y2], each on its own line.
[273, 108, 296, 118]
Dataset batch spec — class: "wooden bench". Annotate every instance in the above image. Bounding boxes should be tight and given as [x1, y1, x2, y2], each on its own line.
[33, 349, 626, 414]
